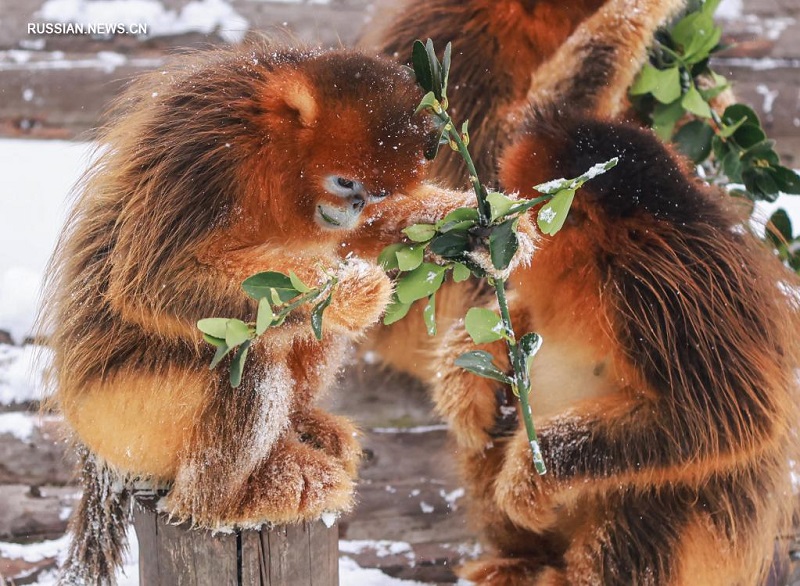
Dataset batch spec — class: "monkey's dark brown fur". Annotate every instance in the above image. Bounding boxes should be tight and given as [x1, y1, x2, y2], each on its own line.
[433, 112, 800, 584]
[42, 43, 473, 584]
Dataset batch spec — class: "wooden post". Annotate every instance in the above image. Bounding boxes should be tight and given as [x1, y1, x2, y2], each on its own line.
[132, 499, 339, 585]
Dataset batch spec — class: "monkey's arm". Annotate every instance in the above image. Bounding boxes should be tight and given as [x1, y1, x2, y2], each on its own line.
[524, 0, 685, 118]
[107, 242, 389, 340]
[344, 183, 476, 259]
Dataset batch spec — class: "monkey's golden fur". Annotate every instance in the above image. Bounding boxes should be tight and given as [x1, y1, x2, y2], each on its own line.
[42, 43, 473, 584]
[365, 0, 799, 583]
[435, 113, 800, 584]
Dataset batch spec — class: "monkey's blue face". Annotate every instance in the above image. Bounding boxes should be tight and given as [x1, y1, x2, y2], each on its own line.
[315, 174, 389, 231]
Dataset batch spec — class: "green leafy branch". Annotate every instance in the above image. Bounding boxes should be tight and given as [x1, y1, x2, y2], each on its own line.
[197, 270, 336, 388]
[388, 40, 617, 474]
[629, 0, 800, 273]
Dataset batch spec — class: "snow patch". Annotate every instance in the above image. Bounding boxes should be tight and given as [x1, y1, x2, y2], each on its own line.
[715, 0, 743, 20]
[37, 0, 249, 43]
[371, 424, 448, 434]
[0, 345, 52, 405]
[320, 511, 338, 528]
[340, 540, 414, 558]
[339, 556, 427, 585]
[0, 411, 36, 441]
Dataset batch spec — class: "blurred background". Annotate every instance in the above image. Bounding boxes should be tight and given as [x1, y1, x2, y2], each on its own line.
[0, 0, 798, 584]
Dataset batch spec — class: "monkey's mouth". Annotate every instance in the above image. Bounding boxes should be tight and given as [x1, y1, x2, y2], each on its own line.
[315, 204, 361, 230]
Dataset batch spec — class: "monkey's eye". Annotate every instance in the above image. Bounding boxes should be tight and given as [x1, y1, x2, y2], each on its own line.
[324, 175, 367, 199]
[371, 189, 390, 200]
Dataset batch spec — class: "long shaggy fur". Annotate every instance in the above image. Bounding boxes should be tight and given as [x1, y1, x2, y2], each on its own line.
[41, 42, 473, 584]
[433, 112, 800, 584]
[58, 445, 130, 586]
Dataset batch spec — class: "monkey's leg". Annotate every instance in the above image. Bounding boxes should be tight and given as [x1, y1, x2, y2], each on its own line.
[456, 442, 568, 586]
[164, 340, 357, 527]
[292, 407, 362, 477]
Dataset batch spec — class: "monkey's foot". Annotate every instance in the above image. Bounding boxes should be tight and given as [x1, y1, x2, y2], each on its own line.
[163, 437, 354, 528]
[232, 437, 355, 525]
[293, 408, 362, 477]
[460, 556, 564, 586]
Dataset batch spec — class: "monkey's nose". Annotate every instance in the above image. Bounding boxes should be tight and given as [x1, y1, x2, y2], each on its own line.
[351, 195, 366, 211]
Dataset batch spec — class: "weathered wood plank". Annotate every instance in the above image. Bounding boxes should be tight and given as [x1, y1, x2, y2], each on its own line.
[133, 503, 338, 585]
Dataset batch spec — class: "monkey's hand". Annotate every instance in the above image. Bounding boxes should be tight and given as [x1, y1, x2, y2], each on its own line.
[344, 184, 476, 259]
[433, 326, 513, 452]
[324, 258, 393, 335]
[493, 429, 559, 534]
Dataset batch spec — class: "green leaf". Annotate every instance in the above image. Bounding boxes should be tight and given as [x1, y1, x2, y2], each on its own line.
[519, 332, 543, 376]
[396, 244, 425, 271]
[455, 350, 513, 385]
[311, 292, 333, 340]
[767, 209, 793, 247]
[733, 124, 767, 150]
[202, 333, 226, 347]
[487, 192, 517, 222]
[630, 63, 660, 96]
[426, 39, 443, 100]
[403, 223, 437, 242]
[225, 319, 251, 348]
[423, 294, 437, 336]
[197, 318, 229, 339]
[773, 166, 800, 195]
[718, 115, 747, 138]
[441, 42, 452, 100]
[425, 127, 445, 160]
[722, 104, 760, 128]
[651, 67, 682, 104]
[743, 167, 780, 202]
[438, 207, 479, 233]
[378, 243, 404, 270]
[429, 231, 470, 259]
[452, 262, 471, 283]
[412, 40, 433, 93]
[396, 263, 446, 304]
[229, 340, 251, 388]
[537, 188, 575, 236]
[489, 218, 519, 271]
[721, 150, 743, 183]
[652, 100, 686, 141]
[415, 90, 439, 115]
[242, 272, 299, 302]
[256, 298, 273, 335]
[209, 341, 232, 369]
[383, 297, 413, 325]
[288, 271, 311, 293]
[465, 307, 504, 344]
[681, 85, 712, 118]
[673, 119, 714, 163]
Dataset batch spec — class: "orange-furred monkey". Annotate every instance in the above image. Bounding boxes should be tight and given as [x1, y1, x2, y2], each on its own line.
[42, 43, 472, 585]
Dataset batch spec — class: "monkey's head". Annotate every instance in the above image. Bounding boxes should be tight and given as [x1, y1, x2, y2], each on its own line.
[240, 50, 436, 239]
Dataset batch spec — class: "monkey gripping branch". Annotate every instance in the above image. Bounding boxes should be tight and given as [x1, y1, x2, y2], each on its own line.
[198, 40, 616, 476]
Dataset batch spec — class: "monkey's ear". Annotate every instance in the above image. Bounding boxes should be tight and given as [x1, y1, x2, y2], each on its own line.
[261, 75, 319, 128]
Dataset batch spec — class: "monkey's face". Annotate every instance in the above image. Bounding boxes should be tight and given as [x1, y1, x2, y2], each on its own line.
[315, 176, 384, 231]
[254, 52, 434, 237]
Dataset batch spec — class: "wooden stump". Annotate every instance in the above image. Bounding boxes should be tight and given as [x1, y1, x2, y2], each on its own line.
[132, 501, 339, 585]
